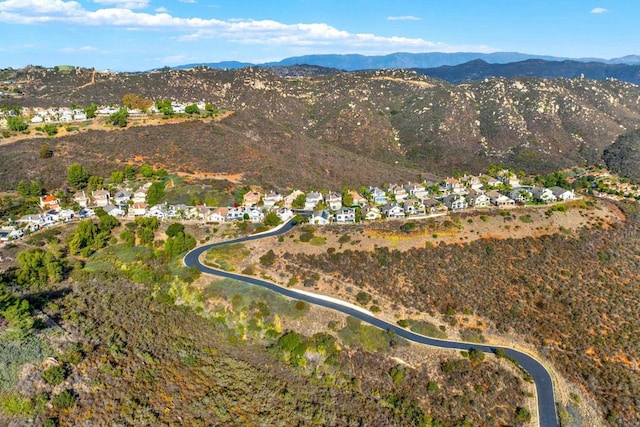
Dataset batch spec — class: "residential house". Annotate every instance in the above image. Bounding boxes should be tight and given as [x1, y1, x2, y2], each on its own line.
[424, 199, 448, 214]
[486, 191, 516, 208]
[92, 190, 111, 207]
[442, 194, 469, 211]
[369, 187, 388, 205]
[77, 208, 95, 218]
[310, 209, 332, 225]
[208, 207, 228, 222]
[247, 208, 265, 223]
[262, 191, 283, 208]
[146, 205, 168, 219]
[284, 190, 304, 209]
[460, 175, 484, 191]
[381, 204, 405, 219]
[348, 190, 368, 207]
[550, 187, 576, 201]
[226, 207, 246, 221]
[275, 207, 294, 222]
[130, 202, 148, 216]
[39, 195, 60, 212]
[364, 206, 382, 220]
[403, 200, 426, 216]
[325, 192, 342, 210]
[388, 184, 408, 202]
[404, 182, 428, 200]
[243, 191, 262, 208]
[335, 208, 356, 224]
[113, 189, 132, 205]
[509, 187, 533, 203]
[497, 170, 521, 188]
[305, 191, 323, 210]
[480, 174, 501, 189]
[58, 209, 74, 222]
[466, 190, 490, 208]
[531, 187, 557, 204]
[192, 206, 211, 220]
[443, 177, 466, 194]
[72, 190, 89, 208]
[132, 187, 148, 204]
[103, 204, 125, 217]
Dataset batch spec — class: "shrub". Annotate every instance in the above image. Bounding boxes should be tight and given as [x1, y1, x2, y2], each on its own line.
[52, 390, 76, 409]
[0, 392, 33, 417]
[397, 319, 409, 328]
[260, 249, 277, 266]
[355, 291, 371, 305]
[42, 364, 66, 386]
[39, 144, 53, 158]
[515, 407, 531, 421]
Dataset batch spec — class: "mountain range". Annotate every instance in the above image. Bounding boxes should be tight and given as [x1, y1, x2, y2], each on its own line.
[173, 51, 640, 71]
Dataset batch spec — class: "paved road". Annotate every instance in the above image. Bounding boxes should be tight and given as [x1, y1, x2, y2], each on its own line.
[184, 221, 559, 427]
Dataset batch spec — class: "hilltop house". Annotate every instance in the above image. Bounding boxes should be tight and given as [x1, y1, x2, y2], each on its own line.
[403, 200, 426, 216]
[207, 207, 228, 222]
[388, 184, 408, 202]
[364, 206, 381, 220]
[510, 187, 533, 203]
[325, 192, 342, 210]
[130, 202, 148, 216]
[335, 208, 356, 224]
[305, 191, 323, 210]
[442, 194, 468, 211]
[39, 195, 60, 212]
[284, 190, 304, 209]
[262, 191, 283, 208]
[369, 187, 387, 205]
[466, 190, 490, 208]
[531, 187, 557, 204]
[243, 191, 262, 208]
[550, 187, 576, 200]
[310, 209, 332, 225]
[486, 190, 516, 208]
[348, 190, 368, 207]
[113, 189, 132, 205]
[92, 190, 111, 207]
[381, 204, 405, 219]
[404, 182, 428, 200]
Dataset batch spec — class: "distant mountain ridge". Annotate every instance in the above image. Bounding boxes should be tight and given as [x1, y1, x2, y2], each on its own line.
[414, 59, 640, 85]
[173, 51, 640, 72]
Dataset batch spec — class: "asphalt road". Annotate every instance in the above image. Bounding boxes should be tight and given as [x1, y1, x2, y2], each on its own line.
[184, 220, 559, 427]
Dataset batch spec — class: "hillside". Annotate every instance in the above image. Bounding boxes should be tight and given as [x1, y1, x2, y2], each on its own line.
[2, 66, 640, 187]
[414, 59, 640, 85]
[603, 128, 640, 183]
[260, 200, 640, 425]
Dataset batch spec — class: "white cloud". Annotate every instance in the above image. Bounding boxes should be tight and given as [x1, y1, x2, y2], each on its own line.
[60, 45, 98, 52]
[387, 16, 421, 21]
[0, 0, 495, 54]
[178, 0, 196, 3]
[154, 7, 168, 13]
[94, 0, 149, 9]
[590, 7, 607, 14]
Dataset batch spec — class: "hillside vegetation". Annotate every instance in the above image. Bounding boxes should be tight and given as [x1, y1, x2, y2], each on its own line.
[282, 201, 640, 425]
[2, 67, 640, 187]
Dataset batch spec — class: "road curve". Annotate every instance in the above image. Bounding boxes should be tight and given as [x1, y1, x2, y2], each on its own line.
[184, 221, 559, 427]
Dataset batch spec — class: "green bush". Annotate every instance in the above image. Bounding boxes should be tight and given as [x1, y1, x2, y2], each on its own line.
[42, 365, 66, 386]
[515, 407, 531, 421]
[0, 392, 34, 417]
[52, 389, 76, 409]
[397, 319, 409, 328]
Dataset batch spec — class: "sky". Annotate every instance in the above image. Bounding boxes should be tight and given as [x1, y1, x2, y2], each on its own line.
[0, 0, 638, 71]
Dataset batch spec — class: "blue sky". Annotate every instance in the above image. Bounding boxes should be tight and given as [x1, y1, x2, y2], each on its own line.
[0, 0, 637, 71]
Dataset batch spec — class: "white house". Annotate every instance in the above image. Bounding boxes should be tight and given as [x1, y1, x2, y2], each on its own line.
[369, 187, 387, 205]
[113, 189, 132, 204]
[310, 210, 332, 225]
[207, 207, 228, 222]
[466, 190, 490, 208]
[335, 208, 356, 224]
[382, 204, 405, 219]
[442, 194, 468, 211]
[92, 190, 111, 207]
[510, 187, 533, 203]
[531, 187, 557, 204]
[486, 191, 516, 208]
[305, 191, 323, 210]
[262, 191, 283, 208]
[550, 187, 576, 201]
[103, 204, 125, 217]
[364, 206, 381, 220]
[325, 192, 342, 210]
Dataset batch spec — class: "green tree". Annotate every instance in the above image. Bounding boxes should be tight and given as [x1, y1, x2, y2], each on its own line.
[84, 103, 98, 118]
[155, 99, 173, 116]
[88, 175, 104, 191]
[29, 180, 42, 197]
[42, 365, 66, 386]
[164, 231, 196, 256]
[292, 194, 306, 209]
[110, 170, 124, 184]
[52, 390, 76, 409]
[16, 180, 29, 197]
[120, 230, 135, 247]
[140, 164, 154, 178]
[16, 249, 63, 288]
[342, 190, 354, 207]
[165, 223, 185, 237]
[43, 124, 58, 136]
[67, 163, 89, 188]
[146, 182, 165, 206]
[124, 164, 137, 181]
[185, 104, 199, 114]
[263, 212, 281, 227]
[108, 108, 128, 127]
[7, 116, 28, 131]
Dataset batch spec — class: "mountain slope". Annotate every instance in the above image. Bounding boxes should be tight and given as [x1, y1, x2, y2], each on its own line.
[414, 59, 640, 85]
[3, 67, 640, 188]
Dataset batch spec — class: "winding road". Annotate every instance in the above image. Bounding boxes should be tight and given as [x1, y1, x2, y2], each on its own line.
[184, 220, 559, 427]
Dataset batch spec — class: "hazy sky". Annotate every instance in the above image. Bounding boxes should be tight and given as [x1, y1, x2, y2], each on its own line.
[0, 0, 636, 71]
